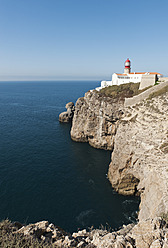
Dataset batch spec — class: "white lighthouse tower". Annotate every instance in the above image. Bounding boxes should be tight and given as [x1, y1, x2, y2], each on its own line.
[124, 58, 131, 74]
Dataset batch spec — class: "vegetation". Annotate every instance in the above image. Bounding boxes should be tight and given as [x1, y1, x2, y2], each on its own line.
[99, 83, 151, 100]
[0, 219, 54, 248]
[147, 85, 168, 100]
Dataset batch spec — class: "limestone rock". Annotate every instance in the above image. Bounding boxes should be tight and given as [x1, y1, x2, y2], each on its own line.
[71, 91, 124, 150]
[59, 101, 75, 123]
[6, 216, 168, 247]
[69, 89, 168, 247]
[108, 92, 168, 220]
[59, 111, 70, 122]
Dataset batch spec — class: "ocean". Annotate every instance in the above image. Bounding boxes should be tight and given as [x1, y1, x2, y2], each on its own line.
[0, 81, 139, 232]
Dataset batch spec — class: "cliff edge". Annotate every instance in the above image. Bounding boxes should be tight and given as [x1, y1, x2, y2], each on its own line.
[69, 83, 168, 247]
[108, 90, 168, 221]
[71, 90, 124, 150]
[70, 83, 168, 223]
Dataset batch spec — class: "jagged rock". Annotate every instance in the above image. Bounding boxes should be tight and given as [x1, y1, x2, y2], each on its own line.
[71, 91, 124, 150]
[72, 229, 87, 238]
[59, 111, 70, 122]
[69, 87, 168, 247]
[16, 221, 49, 237]
[59, 101, 75, 123]
[70, 88, 168, 222]
[108, 92, 168, 220]
[5, 216, 168, 247]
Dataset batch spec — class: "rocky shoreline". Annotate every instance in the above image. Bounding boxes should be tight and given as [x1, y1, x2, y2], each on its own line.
[69, 84, 168, 222]
[58, 82, 168, 247]
[2, 214, 168, 247]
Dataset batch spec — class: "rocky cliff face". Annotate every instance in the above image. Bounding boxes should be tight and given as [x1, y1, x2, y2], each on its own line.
[71, 90, 124, 150]
[108, 92, 168, 222]
[56, 86, 168, 247]
[71, 87, 168, 223]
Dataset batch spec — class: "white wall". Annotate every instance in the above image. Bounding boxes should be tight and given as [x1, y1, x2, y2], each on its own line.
[101, 81, 112, 87]
[139, 74, 156, 90]
[112, 73, 142, 85]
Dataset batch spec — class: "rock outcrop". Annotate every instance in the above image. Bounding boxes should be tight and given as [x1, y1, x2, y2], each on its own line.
[54, 84, 168, 247]
[71, 90, 124, 150]
[4, 217, 168, 247]
[70, 85, 168, 223]
[67, 84, 167, 247]
[59, 102, 75, 123]
[108, 91, 168, 221]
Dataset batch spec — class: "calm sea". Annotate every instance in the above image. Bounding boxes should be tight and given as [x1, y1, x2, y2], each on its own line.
[0, 81, 139, 232]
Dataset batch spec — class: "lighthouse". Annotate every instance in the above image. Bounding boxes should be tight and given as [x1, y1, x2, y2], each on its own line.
[97, 58, 162, 91]
[124, 58, 131, 74]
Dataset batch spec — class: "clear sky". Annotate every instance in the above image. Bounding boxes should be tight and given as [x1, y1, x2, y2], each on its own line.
[0, 0, 168, 81]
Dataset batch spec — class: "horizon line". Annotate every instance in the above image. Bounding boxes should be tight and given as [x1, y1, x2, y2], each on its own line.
[0, 79, 102, 82]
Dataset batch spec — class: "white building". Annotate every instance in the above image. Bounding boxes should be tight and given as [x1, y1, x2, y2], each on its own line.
[96, 59, 162, 91]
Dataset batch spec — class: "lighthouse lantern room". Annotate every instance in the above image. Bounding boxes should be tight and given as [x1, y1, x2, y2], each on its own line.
[124, 58, 131, 74]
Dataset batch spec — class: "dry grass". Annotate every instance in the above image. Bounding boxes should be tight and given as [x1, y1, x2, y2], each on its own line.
[147, 85, 168, 100]
[0, 219, 54, 248]
[99, 83, 151, 100]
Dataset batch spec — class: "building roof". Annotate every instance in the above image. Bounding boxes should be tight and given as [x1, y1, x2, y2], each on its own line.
[129, 72, 162, 75]
[116, 73, 127, 76]
[116, 72, 162, 76]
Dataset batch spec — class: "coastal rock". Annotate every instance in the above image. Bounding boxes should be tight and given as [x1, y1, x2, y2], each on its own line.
[7, 84, 166, 247]
[69, 85, 168, 247]
[71, 90, 124, 150]
[108, 91, 168, 221]
[70, 85, 168, 222]
[59, 101, 75, 123]
[4, 216, 168, 247]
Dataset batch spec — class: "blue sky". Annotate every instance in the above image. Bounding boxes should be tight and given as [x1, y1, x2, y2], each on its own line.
[0, 0, 168, 81]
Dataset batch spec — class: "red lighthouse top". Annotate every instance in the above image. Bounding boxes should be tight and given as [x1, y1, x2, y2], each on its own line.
[125, 58, 131, 68]
[125, 58, 130, 63]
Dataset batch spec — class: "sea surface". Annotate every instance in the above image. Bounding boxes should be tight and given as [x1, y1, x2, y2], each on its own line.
[0, 81, 139, 232]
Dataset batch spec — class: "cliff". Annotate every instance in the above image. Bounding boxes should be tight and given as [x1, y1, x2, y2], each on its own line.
[68, 82, 168, 247]
[108, 91, 168, 221]
[70, 84, 168, 223]
[71, 90, 124, 150]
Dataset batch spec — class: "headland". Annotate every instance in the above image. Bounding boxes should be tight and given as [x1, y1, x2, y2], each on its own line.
[2, 71, 168, 247]
[58, 78, 168, 247]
